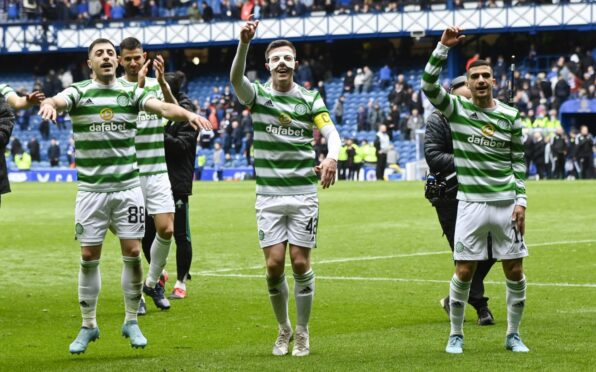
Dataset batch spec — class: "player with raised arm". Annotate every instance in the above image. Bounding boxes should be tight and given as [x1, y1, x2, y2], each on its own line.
[230, 18, 341, 357]
[421, 27, 529, 354]
[118, 37, 176, 314]
[38, 38, 211, 354]
[0, 83, 45, 110]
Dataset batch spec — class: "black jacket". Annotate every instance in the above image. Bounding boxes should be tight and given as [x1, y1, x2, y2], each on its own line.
[424, 110, 458, 199]
[424, 110, 455, 175]
[551, 135, 568, 157]
[574, 134, 594, 158]
[0, 98, 15, 195]
[164, 93, 199, 196]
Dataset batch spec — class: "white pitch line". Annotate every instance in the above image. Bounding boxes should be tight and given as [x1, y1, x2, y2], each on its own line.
[197, 239, 596, 275]
[193, 272, 596, 288]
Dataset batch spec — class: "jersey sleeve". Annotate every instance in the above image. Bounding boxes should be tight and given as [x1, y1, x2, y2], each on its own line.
[0, 84, 17, 99]
[56, 86, 81, 112]
[132, 85, 157, 112]
[421, 43, 457, 119]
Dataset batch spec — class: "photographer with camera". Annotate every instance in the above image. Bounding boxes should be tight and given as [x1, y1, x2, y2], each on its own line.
[424, 75, 496, 326]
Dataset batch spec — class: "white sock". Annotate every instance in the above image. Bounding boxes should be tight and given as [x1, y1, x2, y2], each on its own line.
[267, 274, 291, 330]
[506, 276, 527, 335]
[145, 234, 171, 288]
[449, 274, 471, 336]
[122, 256, 143, 323]
[78, 260, 101, 328]
[174, 280, 186, 291]
[294, 269, 315, 330]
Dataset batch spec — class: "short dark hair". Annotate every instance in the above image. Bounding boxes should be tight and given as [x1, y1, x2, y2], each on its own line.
[264, 39, 296, 61]
[119, 37, 142, 53]
[468, 59, 492, 72]
[164, 71, 187, 96]
[88, 38, 116, 56]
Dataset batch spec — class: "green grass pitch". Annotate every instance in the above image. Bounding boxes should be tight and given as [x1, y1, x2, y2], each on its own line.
[0, 181, 595, 371]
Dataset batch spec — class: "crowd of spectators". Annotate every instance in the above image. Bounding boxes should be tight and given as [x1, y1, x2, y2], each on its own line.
[1, 0, 588, 24]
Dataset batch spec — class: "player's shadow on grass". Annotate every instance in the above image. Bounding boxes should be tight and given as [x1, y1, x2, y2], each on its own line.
[65, 354, 159, 364]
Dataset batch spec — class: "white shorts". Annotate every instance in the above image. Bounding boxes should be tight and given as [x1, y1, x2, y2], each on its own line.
[256, 194, 319, 249]
[140, 173, 175, 215]
[75, 187, 146, 246]
[454, 200, 529, 261]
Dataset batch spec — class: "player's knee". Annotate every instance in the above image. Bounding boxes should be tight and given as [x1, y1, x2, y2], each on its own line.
[504, 262, 524, 281]
[81, 251, 98, 261]
[455, 265, 474, 282]
[121, 243, 142, 257]
[266, 257, 285, 276]
[291, 258, 310, 275]
[158, 225, 174, 240]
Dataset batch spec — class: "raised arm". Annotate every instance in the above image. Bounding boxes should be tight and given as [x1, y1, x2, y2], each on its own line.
[421, 27, 466, 119]
[144, 98, 211, 131]
[154, 55, 178, 105]
[230, 18, 259, 105]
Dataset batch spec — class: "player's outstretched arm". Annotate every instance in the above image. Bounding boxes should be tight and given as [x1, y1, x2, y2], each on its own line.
[421, 26, 465, 119]
[230, 17, 258, 105]
[38, 96, 68, 122]
[6, 91, 46, 110]
[145, 98, 212, 131]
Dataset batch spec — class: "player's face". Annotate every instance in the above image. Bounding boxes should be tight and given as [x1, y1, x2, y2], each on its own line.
[266, 46, 297, 84]
[119, 48, 146, 77]
[467, 65, 495, 100]
[88, 43, 118, 81]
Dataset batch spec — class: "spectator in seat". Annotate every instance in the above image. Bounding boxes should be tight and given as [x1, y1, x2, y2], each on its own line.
[362, 66, 374, 93]
[553, 74, 570, 111]
[48, 137, 61, 167]
[333, 95, 345, 125]
[202, 1, 214, 22]
[357, 104, 368, 131]
[343, 69, 355, 94]
[407, 108, 423, 141]
[27, 136, 41, 162]
[379, 64, 392, 90]
[354, 68, 365, 94]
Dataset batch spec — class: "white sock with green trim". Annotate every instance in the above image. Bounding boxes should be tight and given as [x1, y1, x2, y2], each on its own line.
[449, 274, 471, 336]
[122, 256, 143, 323]
[267, 274, 291, 330]
[146, 234, 171, 288]
[78, 259, 101, 328]
[506, 276, 527, 335]
[294, 269, 315, 332]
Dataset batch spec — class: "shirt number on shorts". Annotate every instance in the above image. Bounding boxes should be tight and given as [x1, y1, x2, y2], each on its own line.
[305, 217, 318, 235]
[128, 206, 145, 224]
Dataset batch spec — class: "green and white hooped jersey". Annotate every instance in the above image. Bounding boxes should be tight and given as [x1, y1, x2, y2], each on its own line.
[119, 77, 167, 176]
[421, 43, 527, 206]
[0, 83, 17, 98]
[246, 81, 329, 196]
[57, 79, 155, 192]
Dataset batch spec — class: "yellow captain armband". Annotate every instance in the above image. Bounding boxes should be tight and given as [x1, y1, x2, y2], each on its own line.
[313, 112, 334, 130]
